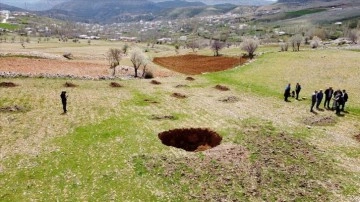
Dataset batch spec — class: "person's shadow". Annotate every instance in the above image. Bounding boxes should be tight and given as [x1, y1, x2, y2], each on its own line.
[311, 111, 318, 115]
[317, 108, 324, 112]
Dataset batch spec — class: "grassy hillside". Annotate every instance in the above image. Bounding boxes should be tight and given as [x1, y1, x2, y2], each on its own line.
[0, 43, 360, 201]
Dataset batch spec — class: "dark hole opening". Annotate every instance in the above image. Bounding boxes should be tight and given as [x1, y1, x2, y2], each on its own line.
[158, 128, 222, 152]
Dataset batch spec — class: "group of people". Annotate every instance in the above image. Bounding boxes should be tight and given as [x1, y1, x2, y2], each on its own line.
[311, 87, 348, 114]
[284, 83, 349, 114]
[284, 83, 302, 102]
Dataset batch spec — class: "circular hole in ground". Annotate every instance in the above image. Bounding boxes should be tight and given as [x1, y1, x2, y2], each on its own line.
[158, 128, 222, 152]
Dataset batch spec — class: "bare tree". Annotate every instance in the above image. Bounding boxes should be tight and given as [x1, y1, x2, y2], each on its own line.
[186, 40, 199, 52]
[290, 34, 303, 51]
[348, 29, 359, 44]
[211, 40, 225, 56]
[106, 48, 122, 76]
[130, 48, 146, 78]
[241, 38, 259, 59]
[122, 44, 129, 55]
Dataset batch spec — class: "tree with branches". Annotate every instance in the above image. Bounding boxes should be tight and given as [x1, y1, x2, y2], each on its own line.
[211, 40, 225, 56]
[241, 38, 259, 59]
[290, 34, 303, 51]
[130, 48, 147, 78]
[348, 29, 359, 44]
[106, 48, 122, 76]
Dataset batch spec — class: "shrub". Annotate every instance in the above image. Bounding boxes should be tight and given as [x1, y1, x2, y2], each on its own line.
[241, 38, 259, 59]
[144, 71, 154, 79]
[310, 36, 322, 49]
[280, 42, 289, 51]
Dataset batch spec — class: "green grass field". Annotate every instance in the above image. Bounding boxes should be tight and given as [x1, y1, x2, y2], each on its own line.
[1, 42, 360, 201]
[0, 23, 19, 31]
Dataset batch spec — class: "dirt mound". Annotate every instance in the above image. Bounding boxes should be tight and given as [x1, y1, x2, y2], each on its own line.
[64, 82, 78, 87]
[186, 77, 195, 81]
[215, 85, 230, 91]
[154, 54, 247, 75]
[110, 82, 122, 87]
[219, 96, 240, 103]
[0, 82, 18, 87]
[150, 115, 176, 120]
[172, 93, 187, 99]
[303, 116, 337, 126]
[175, 84, 189, 88]
[0, 105, 25, 112]
[151, 80, 161, 85]
[158, 128, 222, 152]
[144, 99, 159, 104]
[354, 134, 360, 142]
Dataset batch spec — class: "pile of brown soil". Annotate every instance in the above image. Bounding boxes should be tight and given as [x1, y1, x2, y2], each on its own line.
[354, 134, 360, 142]
[144, 99, 159, 104]
[172, 93, 187, 99]
[215, 85, 230, 91]
[175, 84, 189, 88]
[0, 82, 18, 87]
[303, 116, 337, 126]
[110, 82, 122, 87]
[151, 80, 161, 85]
[158, 128, 222, 152]
[219, 96, 240, 103]
[150, 115, 176, 120]
[185, 77, 195, 81]
[64, 82, 78, 87]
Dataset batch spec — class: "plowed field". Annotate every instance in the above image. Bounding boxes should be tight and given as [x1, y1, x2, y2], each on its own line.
[153, 54, 247, 75]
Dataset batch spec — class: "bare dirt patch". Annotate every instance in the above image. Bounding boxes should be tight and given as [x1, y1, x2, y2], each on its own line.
[354, 134, 360, 142]
[303, 116, 337, 126]
[219, 96, 240, 103]
[215, 84, 230, 91]
[110, 82, 122, 88]
[0, 57, 108, 77]
[186, 76, 195, 81]
[0, 105, 26, 112]
[64, 82, 78, 87]
[150, 80, 161, 85]
[153, 54, 247, 75]
[171, 93, 187, 99]
[175, 84, 189, 88]
[0, 82, 18, 87]
[158, 128, 222, 152]
[144, 99, 159, 104]
[150, 115, 176, 120]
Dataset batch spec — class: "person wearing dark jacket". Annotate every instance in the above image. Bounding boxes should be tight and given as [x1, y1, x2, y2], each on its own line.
[324, 87, 333, 109]
[284, 83, 291, 102]
[310, 90, 317, 112]
[295, 83, 301, 100]
[341, 90, 348, 111]
[316, 89, 323, 109]
[60, 91, 68, 113]
[334, 92, 342, 115]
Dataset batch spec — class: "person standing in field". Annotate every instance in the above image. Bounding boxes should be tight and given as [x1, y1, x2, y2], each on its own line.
[333, 92, 342, 115]
[324, 87, 333, 109]
[316, 89, 323, 109]
[310, 90, 317, 112]
[295, 83, 301, 100]
[284, 83, 291, 102]
[60, 91, 68, 114]
[341, 90, 348, 111]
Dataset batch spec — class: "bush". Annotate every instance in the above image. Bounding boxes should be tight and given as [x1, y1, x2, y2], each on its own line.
[280, 42, 289, 51]
[310, 36, 321, 49]
[144, 71, 154, 79]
